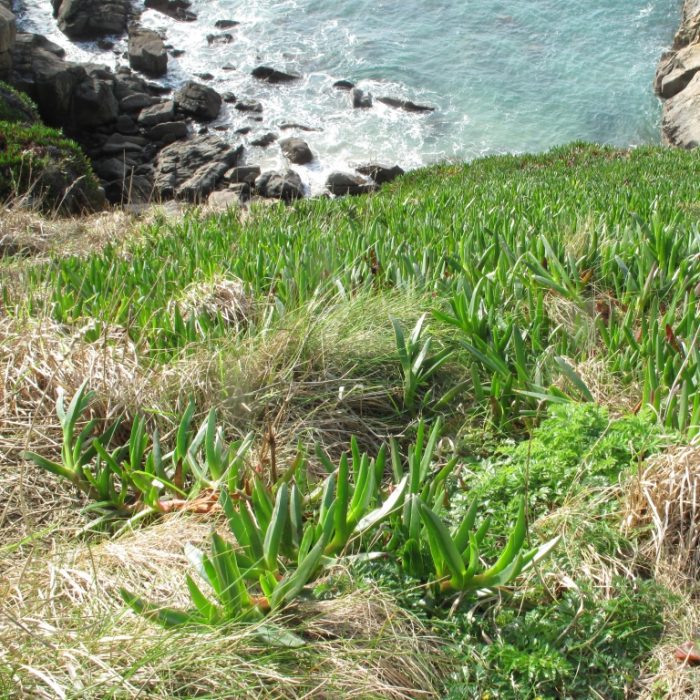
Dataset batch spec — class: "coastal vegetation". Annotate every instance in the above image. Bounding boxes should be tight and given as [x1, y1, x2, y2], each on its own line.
[3, 142, 700, 698]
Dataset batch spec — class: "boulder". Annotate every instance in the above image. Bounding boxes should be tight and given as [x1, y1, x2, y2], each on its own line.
[376, 96, 435, 113]
[128, 27, 168, 78]
[351, 87, 372, 109]
[10, 33, 84, 128]
[279, 136, 313, 164]
[250, 132, 276, 147]
[279, 122, 320, 132]
[225, 165, 260, 184]
[174, 80, 222, 120]
[333, 79, 354, 90]
[119, 92, 158, 112]
[255, 169, 304, 201]
[137, 99, 175, 127]
[215, 19, 239, 29]
[0, 4, 15, 78]
[222, 91, 236, 103]
[662, 71, 700, 147]
[73, 75, 119, 127]
[148, 120, 188, 144]
[235, 99, 262, 112]
[356, 163, 404, 185]
[54, 0, 130, 39]
[325, 171, 374, 196]
[207, 33, 233, 45]
[207, 188, 241, 211]
[144, 0, 196, 22]
[154, 134, 243, 200]
[656, 43, 700, 98]
[251, 65, 300, 83]
[100, 132, 149, 154]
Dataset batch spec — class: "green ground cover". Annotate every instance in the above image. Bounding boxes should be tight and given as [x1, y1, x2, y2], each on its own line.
[3, 143, 700, 698]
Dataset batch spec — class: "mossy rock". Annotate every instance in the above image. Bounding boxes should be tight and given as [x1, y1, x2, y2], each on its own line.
[0, 81, 40, 124]
[0, 119, 105, 214]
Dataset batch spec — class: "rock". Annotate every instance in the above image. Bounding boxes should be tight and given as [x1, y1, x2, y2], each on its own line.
[74, 76, 119, 127]
[195, 72, 214, 81]
[207, 188, 241, 211]
[128, 27, 168, 78]
[356, 163, 404, 185]
[333, 79, 354, 90]
[662, 71, 700, 147]
[235, 126, 252, 135]
[251, 65, 300, 83]
[656, 43, 700, 98]
[144, 0, 196, 22]
[222, 63, 236, 71]
[351, 88, 372, 109]
[119, 92, 158, 112]
[279, 136, 313, 164]
[279, 122, 320, 132]
[101, 132, 149, 154]
[115, 113, 137, 133]
[225, 165, 260, 184]
[255, 169, 304, 201]
[174, 80, 222, 120]
[54, 0, 130, 39]
[170, 49, 185, 57]
[235, 99, 262, 112]
[97, 38, 114, 50]
[326, 171, 374, 196]
[207, 33, 233, 45]
[0, 4, 15, 78]
[222, 91, 236, 103]
[93, 156, 136, 180]
[154, 134, 243, 200]
[104, 173, 153, 204]
[250, 132, 276, 147]
[148, 120, 188, 143]
[137, 99, 175, 127]
[376, 96, 435, 113]
[215, 19, 239, 29]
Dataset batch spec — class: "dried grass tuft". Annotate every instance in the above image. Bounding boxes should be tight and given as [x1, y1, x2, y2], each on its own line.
[623, 444, 700, 582]
[176, 276, 256, 330]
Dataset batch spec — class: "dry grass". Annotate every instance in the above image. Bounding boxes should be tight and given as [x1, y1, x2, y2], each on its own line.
[624, 444, 700, 582]
[0, 515, 447, 699]
[176, 276, 256, 331]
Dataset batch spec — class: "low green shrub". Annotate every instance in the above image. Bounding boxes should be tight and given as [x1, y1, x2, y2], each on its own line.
[0, 119, 104, 213]
[0, 81, 40, 124]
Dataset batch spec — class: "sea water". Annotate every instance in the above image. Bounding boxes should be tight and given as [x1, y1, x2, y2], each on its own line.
[15, 0, 681, 191]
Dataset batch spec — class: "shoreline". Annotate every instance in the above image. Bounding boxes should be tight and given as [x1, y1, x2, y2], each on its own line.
[0, 0, 421, 209]
[655, 0, 700, 147]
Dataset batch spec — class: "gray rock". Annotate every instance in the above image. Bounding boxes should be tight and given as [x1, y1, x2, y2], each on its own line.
[255, 169, 304, 201]
[119, 92, 158, 112]
[325, 171, 375, 196]
[93, 156, 135, 181]
[0, 5, 16, 77]
[207, 33, 233, 45]
[207, 188, 241, 210]
[250, 132, 277, 147]
[251, 65, 300, 83]
[224, 165, 260, 184]
[101, 132, 148, 154]
[174, 80, 222, 120]
[55, 0, 130, 39]
[154, 134, 243, 200]
[279, 136, 313, 164]
[662, 70, 700, 147]
[128, 27, 168, 78]
[376, 96, 435, 113]
[148, 120, 188, 143]
[656, 43, 700, 98]
[222, 91, 236, 103]
[351, 87, 372, 109]
[356, 163, 404, 185]
[74, 76, 119, 127]
[279, 122, 320, 132]
[215, 19, 239, 29]
[144, 0, 196, 22]
[333, 79, 355, 90]
[235, 99, 262, 112]
[115, 113, 137, 133]
[137, 99, 175, 127]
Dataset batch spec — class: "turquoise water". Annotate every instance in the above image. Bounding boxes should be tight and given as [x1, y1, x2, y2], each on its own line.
[19, 0, 680, 190]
